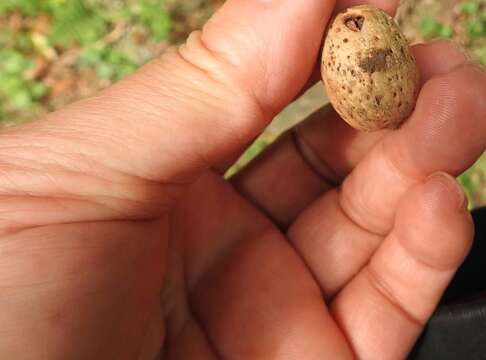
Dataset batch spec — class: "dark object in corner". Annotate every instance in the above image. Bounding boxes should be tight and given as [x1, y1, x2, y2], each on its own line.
[410, 207, 486, 360]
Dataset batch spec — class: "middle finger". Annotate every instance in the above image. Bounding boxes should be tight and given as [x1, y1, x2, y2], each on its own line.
[231, 40, 468, 228]
[288, 60, 486, 299]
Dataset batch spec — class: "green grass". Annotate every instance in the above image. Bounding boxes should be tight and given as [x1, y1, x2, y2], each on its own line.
[0, 0, 171, 121]
[460, 158, 486, 209]
[418, 0, 486, 66]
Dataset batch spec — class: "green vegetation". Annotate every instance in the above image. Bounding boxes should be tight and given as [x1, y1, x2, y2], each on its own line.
[463, 1, 486, 65]
[225, 136, 275, 179]
[418, 0, 486, 66]
[0, 49, 47, 117]
[419, 17, 454, 39]
[0, 0, 171, 121]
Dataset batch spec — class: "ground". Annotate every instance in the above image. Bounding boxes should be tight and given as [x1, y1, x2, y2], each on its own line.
[0, 0, 485, 207]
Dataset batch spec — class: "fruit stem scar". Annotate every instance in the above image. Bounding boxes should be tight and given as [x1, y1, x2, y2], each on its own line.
[344, 15, 365, 32]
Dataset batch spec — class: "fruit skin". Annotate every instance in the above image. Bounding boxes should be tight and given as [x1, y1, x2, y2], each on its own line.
[321, 5, 420, 131]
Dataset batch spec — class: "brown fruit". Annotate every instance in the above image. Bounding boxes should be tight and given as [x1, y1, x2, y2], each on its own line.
[321, 5, 420, 131]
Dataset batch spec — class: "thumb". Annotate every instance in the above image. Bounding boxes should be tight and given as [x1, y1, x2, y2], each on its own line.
[41, 0, 336, 183]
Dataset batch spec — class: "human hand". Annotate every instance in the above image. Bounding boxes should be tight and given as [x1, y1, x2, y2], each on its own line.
[0, 0, 485, 359]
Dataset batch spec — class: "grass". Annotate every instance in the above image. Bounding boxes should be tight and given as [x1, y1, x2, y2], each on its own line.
[0, 0, 177, 122]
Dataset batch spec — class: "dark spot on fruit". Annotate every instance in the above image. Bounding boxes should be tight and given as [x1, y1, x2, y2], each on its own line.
[351, 69, 356, 76]
[359, 48, 394, 74]
[343, 38, 349, 43]
[375, 95, 382, 105]
[373, 36, 379, 41]
[349, 89, 353, 94]
[393, 92, 397, 97]
[347, 55, 351, 59]
[344, 15, 365, 32]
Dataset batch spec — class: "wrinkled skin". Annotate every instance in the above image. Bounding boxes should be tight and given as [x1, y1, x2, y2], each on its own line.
[0, 0, 485, 359]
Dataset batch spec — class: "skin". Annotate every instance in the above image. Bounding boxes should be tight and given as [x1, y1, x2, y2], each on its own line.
[0, 0, 485, 359]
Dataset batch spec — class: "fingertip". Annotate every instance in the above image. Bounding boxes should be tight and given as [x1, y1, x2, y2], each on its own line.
[422, 172, 468, 213]
[394, 63, 486, 178]
[396, 172, 473, 270]
[336, 0, 399, 15]
[201, 0, 336, 114]
[412, 39, 469, 84]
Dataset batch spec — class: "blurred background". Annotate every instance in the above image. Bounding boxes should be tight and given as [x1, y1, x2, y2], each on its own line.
[0, 0, 485, 207]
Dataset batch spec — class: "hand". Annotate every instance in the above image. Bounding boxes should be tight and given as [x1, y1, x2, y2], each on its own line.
[1, 0, 485, 359]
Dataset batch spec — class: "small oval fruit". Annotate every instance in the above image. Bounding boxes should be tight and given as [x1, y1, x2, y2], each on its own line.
[321, 5, 420, 131]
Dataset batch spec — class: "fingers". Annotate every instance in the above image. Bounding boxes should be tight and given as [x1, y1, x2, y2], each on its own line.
[341, 63, 486, 235]
[232, 40, 468, 227]
[200, 0, 335, 114]
[412, 40, 470, 85]
[287, 188, 384, 297]
[173, 172, 353, 359]
[330, 173, 473, 359]
[286, 43, 483, 298]
[69, 0, 335, 183]
[232, 107, 386, 227]
[188, 222, 353, 359]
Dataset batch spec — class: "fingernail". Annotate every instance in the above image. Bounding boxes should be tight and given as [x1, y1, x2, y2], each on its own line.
[425, 172, 468, 212]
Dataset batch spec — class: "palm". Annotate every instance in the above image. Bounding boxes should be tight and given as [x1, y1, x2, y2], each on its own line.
[163, 111, 472, 359]
[166, 170, 328, 359]
[0, 169, 346, 359]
